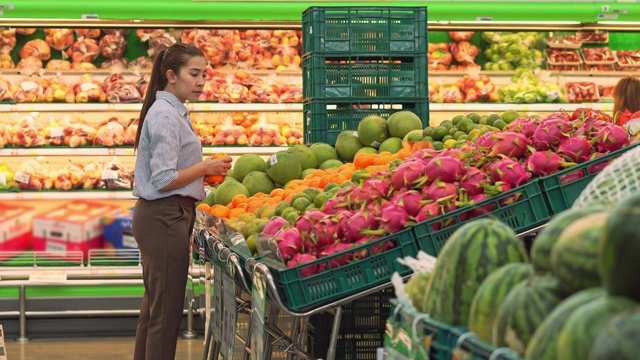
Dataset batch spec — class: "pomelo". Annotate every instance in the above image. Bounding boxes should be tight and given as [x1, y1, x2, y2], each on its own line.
[310, 143, 338, 167]
[320, 159, 344, 170]
[356, 147, 378, 156]
[301, 168, 317, 179]
[242, 171, 276, 196]
[335, 130, 363, 162]
[287, 144, 318, 170]
[233, 154, 267, 182]
[357, 115, 389, 148]
[266, 151, 302, 186]
[213, 181, 250, 206]
[378, 137, 403, 154]
[403, 130, 424, 142]
[387, 111, 424, 139]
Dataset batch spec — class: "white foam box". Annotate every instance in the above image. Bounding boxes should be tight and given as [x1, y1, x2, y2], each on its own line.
[0, 203, 34, 252]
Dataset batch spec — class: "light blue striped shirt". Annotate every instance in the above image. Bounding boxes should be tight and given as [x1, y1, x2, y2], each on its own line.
[133, 91, 205, 201]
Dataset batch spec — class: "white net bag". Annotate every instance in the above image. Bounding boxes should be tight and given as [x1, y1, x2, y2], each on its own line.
[573, 144, 640, 208]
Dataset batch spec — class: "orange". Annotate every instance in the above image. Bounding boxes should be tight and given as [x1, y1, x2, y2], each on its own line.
[228, 208, 246, 218]
[270, 188, 284, 198]
[230, 193, 248, 208]
[205, 152, 230, 184]
[209, 204, 230, 219]
[353, 153, 373, 169]
[196, 203, 211, 212]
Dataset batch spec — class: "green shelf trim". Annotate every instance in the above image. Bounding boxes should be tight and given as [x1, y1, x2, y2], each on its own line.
[0, 285, 144, 298]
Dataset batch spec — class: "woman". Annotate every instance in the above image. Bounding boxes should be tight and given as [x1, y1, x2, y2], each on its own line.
[132, 44, 232, 360]
[613, 75, 640, 131]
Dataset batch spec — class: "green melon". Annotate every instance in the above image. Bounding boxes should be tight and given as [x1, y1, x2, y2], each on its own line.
[242, 171, 276, 196]
[557, 295, 637, 360]
[213, 181, 250, 206]
[525, 287, 606, 360]
[531, 206, 607, 274]
[287, 144, 318, 170]
[320, 159, 344, 170]
[422, 218, 529, 326]
[589, 306, 640, 360]
[356, 147, 378, 156]
[550, 211, 609, 292]
[309, 142, 339, 166]
[266, 151, 302, 186]
[378, 137, 403, 154]
[387, 111, 424, 139]
[600, 193, 640, 301]
[468, 263, 534, 343]
[335, 130, 363, 162]
[233, 153, 268, 183]
[357, 115, 389, 148]
[493, 275, 571, 355]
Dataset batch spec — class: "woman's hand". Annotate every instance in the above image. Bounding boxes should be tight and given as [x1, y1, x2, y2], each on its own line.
[203, 156, 233, 176]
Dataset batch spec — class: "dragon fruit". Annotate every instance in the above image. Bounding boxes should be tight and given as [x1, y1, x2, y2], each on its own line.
[476, 131, 497, 148]
[586, 152, 612, 174]
[423, 181, 458, 202]
[390, 189, 428, 217]
[464, 193, 495, 219]
[595, 124, 629, 152]
[376, 202, 410, 234]
[263, 217, 289, 236]
[490, 158, 532, 187]
[276, 228, 303, 262]
[425, 155, 467, 183]
[574, 119, 610, 140]
[482, 132, 530, 159]
[286, 253, 320, 278]
[313, 217, 340, 250]
[532, 118, 573, 151]
[390, 160, 429, 190]
[295, 210, 326, 234]
[556, 137, 593, 162]
[409, 148, 439, 161]
[481, 181, 512, 197]
[320, 242, 355, 269]
[372, 240, 395, 255]
[503, 117, 541, 137]
[459, 167, 489, 196]
[559, 169, 585, 185]
[323, 198, 347, 215]
[335, 210, 354, 241]
[524, 150, 574, 177]
[345, 209, 377, 241]
[350, 179, 391, 207]
[414, 203, 443, 227]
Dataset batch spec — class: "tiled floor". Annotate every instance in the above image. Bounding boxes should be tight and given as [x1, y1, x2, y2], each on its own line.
[3, 336, 205, 360]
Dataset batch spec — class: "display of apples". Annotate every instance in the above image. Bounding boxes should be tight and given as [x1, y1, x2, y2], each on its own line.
[73, 74, 107, 103]
[615, 50, 640, 66]
[15, 79, 45, 103]
[545, 34, 581, 48]
[566, 82, 599, 103]
[247, 123, 286, 146]
[74, 28, 101, 39]
[0, 29, 16, 53]
[17, 57, 43, 70]
[0, 163, 17, 190]
[581, 47, 616, 63]
[218, 83, 252, 103]
[212, 124, 247, 146]
[546, 49, 581, 64]
[458, 73, 499, 103]
[450, 41, 479, 65]
[6, 116, 46, 147]
[44, 28, 74, 51]
[19, 39, 51, 61]
[598, 85, 615, 99]
[577, 31, 608, 43]
[280, 124, 303, 145]
[66, 38, 100, 63]
[94, 118, 125, 146]
[429, 83, 463, 103]
[14, 158, 54, 190]
[193, 121, 215, 145]
[232, 112, 259, 128]
[0, 54, 14, 69]
[583, 64, 615, 72]
[428, 43, 453, 70]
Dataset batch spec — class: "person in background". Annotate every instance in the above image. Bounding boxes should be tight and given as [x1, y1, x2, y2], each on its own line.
[131, 43, 232, 360]
[613, 75, 640, 132]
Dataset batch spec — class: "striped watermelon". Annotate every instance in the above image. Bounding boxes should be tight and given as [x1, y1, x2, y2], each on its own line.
[530, 207, 607, 274]
[590, 306, 640, 360]
[525, 287, 606, 360]
[422, 218, 528, 326]
[550, 211, 609, 292]
[468, 263, 534, 343]
[493, 275, 571, 355]
[557, 295, 637, 360]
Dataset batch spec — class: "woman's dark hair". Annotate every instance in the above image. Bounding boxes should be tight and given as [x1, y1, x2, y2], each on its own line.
[134, 44, 205, 150]
[613, 76, 640, 118]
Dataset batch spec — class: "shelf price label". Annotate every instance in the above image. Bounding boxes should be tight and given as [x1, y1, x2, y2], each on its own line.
[29, 270, 67, 282]
[13, 172, 29, 184]
[221, 266, 237, 360]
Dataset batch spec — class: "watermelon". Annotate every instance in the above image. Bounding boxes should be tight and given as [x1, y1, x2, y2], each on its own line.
[600, 193, 640, 301]
[525, 287, 606, 360]
[530, 206, 607, 274]
[590, 306, 640, 360]
[550, 211, 609, 292]
[557, 295, 637, 360]
[468, 263, 534, 343]
[493, 275, 571, 355]
[422, 218, 528, 326]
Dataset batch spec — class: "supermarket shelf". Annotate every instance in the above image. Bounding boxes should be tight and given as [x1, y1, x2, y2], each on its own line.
[429, 102, 613, 112]
[0, 146, 288, 156]
[0, 191, 135, 200]
[0, 103, 303, 112]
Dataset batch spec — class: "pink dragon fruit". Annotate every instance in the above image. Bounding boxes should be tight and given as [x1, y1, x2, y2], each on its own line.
[503, 117, 541, 137]
[476, 131, 497, 148]
[459, 167, 489, 196]
[524, 150, 574, 177]
[390, 189, 428, 217]
[586, 152, 612, 174]
[345, 209, 377, 241]
[481, 181, 512, 197]
[286, 253, 320, 278]
[424, 155, 467, 183]
[323, 198, 347, 215]
[312, 217, 340, 250]
[414, 203, 442, 229]
[263, 217, 289, 236]
[557, 137, 593, 162]
[377, 202, 410, 234]
[320, 242, 355, 268]
[532, 118, 573, 151]
[490, 158, 532, 187]
[483, 132, 530, 159]
[559, 169, 585, 185]
[390, 160, 429, 190]
[423, 181, 458, 202]
[351, 179, 392, 207]
[546, 112, 571, 121]
[409, 148, 439, 161]
[595, 124, 630, 152]
[574, 119, 609, 139]
[295, 210, 326, 234]
[335, 184, 357, 198]
[464, 193, 496, 218]
[335, 210, 354, 241]
[372, 240, 395, 255]
[276, 228, 303, 262]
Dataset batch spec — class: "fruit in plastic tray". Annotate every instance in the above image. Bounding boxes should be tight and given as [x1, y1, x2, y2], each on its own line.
[616, 50, 640, 66]
[44, 29, 74, 51]
[546, 34, 581, 47]
[67, 38, 100, 63]
[547, 64, 581, 71]
[99, 33, 127, 59]
[566, 82, 599, 103]
[19, 39, 51, 61]
[74, 29, 101, 39]
[581, 47, 615, 62]
[598, 85, 614, 99]
[576, 31, 608, 43]
[546, 49, 581, 63]
[583, 64, 615, 72]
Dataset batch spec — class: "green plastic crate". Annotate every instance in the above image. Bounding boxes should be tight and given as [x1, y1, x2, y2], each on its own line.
[302, 6, 427, 54]
[454, 333, 524, 360]
[302, 53, 428, 100]
[267, 227, 418, 311]
[538, 143, 640, 214]
[303, 98, 429, 146]
[412, 181, 550, 257]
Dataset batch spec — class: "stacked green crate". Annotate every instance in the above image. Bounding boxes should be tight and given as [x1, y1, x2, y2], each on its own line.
[302, 6, 429, 145]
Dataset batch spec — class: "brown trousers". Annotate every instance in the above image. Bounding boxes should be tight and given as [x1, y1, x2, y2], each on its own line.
[132, 195, 196, 360]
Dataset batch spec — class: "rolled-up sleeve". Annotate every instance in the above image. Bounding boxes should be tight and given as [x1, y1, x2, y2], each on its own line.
[148, 116, 180, 190]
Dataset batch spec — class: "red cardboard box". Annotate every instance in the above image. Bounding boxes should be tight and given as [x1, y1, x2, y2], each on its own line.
[0, 203, 34, 251]
[32, 201, 121, 260]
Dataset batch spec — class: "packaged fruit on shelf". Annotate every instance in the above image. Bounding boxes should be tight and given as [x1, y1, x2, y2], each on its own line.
[583, 63, 615, 72]
[581, 47, 617, 64]
[544, 34, 581, 49]
[482, 32, 545, 71]
[43, 28, 74, 51]
[545, 49, 582, 66]
[211, 117, 248, 146]
[5, 115, 46, 148]
[94, 117, 126, 147]
[0, 29, 17, 53]
[576, 30, 609, 44]
[427, 42, 452, 70]
[0, 163, 17, 190]
[247, 116, 286, 146]
[598, 85, 615, 100]
[19, 39, 51, 61]
[498, 70, 564, 104]
[565, 82, 599, 103]
[546, 63, 581, 71]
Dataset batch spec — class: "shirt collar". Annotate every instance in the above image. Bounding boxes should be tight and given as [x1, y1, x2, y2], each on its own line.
[156, 91, 188, 117]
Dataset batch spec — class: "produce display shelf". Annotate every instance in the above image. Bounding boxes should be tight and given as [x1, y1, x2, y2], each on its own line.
[412, 181, 550, 257]
[0, 190, 134, 200]
[428, 103, 614, 112]
[538, 143, 640, 214]
[0, 146, 288, 156]
[0, 103, 303, 112]
[302, 6, 427, 55]
[266, 227, 418, 311]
